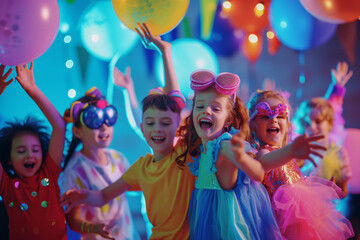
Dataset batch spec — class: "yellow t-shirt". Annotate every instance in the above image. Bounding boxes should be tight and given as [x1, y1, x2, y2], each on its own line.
[122, 142, 196, 240]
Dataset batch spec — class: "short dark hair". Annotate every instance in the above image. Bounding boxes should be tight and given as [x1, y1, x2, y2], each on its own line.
[0, 116, 50, 177]
[142, 94, 181, 114]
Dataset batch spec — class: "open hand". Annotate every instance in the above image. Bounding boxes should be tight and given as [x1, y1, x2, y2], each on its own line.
[113, 66, 133, 90]
[59, 188, 88, 214]
[290, 134, 327, 167]
[331, 61, 353, 87]
[0, 64, 13, 95]
[92, 223, 114, 240]
[135, 23, 171, 53]
[15, 62, 35, 91]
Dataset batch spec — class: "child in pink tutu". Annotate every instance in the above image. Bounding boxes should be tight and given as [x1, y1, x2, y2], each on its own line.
[247, 90, 354, 240]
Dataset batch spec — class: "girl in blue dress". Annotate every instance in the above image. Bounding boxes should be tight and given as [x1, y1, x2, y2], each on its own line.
[178, 70, 282, 239]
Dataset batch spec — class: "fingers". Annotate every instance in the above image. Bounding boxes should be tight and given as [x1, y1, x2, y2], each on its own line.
[125, 66, 131, 76]
[309, 150, 324, 159]
[330, 176, 335, 182]
[3, 67, 13, 80]
[305, 134, 324, 142]
[308, 143, 327, 151]
[306, 156, 318, 168]
[0, 64, 5, 75]
[29, 61, 33, 70]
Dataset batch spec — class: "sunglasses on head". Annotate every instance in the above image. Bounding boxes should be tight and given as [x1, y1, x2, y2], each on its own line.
[250, 101, 288, 120]
[190, 70, 240, 101]
[80, 104, 118, 129]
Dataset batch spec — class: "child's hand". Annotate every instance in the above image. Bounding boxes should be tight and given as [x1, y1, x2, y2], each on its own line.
[231, 131, 247, 160]
[15, 62, 35, 91]
[290, 134, 327, 167]
[0, 64, 14, 95]
[135, 23, 171, 53]
[91, 223, 114, 240]
[331, 61, 353, 87]
[113, 66, 133, 91]
[60, 188, 88, 214]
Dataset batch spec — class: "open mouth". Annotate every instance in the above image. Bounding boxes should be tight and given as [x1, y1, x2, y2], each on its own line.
[267, 128, 280, 134]
[151, 136, 165, 144]
[98, 133, 109, 140]
[199, 118, 213, 129]
[24, 162, 36, 169]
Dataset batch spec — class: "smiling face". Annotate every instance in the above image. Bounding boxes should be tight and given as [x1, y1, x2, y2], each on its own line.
[74, 123, 114, 151]
[252, 98, 288, 148]
[192, 88, 232, 146]
[10, 133, 43, 178]
[141, 107, 180, 161]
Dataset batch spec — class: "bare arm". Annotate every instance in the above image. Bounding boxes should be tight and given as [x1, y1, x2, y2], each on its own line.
[16, 62, 66, 168]
[113, 66, 141, 126]
[66, 206, 113, 239]
[60, 177, 131, 213]
[136, 23, 179, 94]
[258, 134, 326, 172]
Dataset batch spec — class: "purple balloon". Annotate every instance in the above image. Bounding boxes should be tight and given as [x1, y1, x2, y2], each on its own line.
[0, 0, 60, 66]
[269, 0, 337, 51]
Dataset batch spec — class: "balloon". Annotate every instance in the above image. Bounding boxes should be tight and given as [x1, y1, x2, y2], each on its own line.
[80, 1, 138, 61]
[0, 0, 60, 66]
[197, 4, 244, 56]
[242, 33, 263, 63]
[300, 0, 360, 24]
[269, 0, 338, 51]
[112, 0, 189, 36]
[227, 0, 270, 33]
[155, 38, 219, 98]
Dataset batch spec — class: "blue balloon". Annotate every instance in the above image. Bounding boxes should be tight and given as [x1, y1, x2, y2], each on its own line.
[155, 38, 219, 99]
[269, 0, 337, 51]
[80, 1, 138, 61]
[196, 5, 244, 57]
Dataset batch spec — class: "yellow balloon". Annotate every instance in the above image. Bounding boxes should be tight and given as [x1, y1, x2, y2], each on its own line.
[112, 0, 189, 35]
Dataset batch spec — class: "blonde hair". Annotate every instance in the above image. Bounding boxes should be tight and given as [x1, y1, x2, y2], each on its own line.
[293, 97, 334, 134]
[248, 90, 291, 149]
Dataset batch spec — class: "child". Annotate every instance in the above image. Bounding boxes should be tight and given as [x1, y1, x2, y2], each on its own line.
[59, 86, 139, 240]
[293, 97, 352, 195]
[0, 63, 67, 239]
[248, 90, 354, 239]
[179, 69, 282, 239]
[60, 24, 196, 239]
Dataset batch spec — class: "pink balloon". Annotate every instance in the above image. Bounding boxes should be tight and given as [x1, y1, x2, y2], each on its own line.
[342, 128, 360, 193]
[0, 0, 60, 66]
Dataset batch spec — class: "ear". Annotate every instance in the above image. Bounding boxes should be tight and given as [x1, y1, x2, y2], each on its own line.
[72, 125, 82, 139]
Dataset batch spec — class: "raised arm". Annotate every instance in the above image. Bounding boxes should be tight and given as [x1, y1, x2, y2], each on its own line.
[136, 23, 179, 94]
[258, 134, 327, 172]
[0, 64, 14, 95]
[113, 66, 141, 126]
[60, 177, 131, 213]
[15, 62, 65, 168]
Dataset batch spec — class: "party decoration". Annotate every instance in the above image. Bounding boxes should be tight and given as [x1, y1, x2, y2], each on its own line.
[80, 1, 138, 61]
[242, 33, 263, 63]
[0, 0, 60, 66]
[200, 0, 218, 40]
[197, 4, 244, 56]
[300, 0, 360, 24]
[112, 0, 189, 36]
[269, 0, 338, 51]
[155, 38, 219, 98]
[227, 0, 270, 33]
[342, 128, 360, 192]
[266, 30, 281, 55]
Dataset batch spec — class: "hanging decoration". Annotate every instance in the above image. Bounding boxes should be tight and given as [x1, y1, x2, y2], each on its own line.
[200, 0, 218, 40]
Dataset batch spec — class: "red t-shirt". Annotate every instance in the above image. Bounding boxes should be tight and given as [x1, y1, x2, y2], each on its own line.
[0, 154, 67, 240]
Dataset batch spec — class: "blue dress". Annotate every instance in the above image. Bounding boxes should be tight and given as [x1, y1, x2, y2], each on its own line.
[188, 129, 282, 240]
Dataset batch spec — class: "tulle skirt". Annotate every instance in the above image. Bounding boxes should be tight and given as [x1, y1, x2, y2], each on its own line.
[272, 176, 354, 240]
[188, 174, 282, 240]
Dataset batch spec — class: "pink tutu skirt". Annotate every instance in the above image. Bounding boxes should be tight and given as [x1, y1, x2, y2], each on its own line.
[272, 176, 354, 240]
